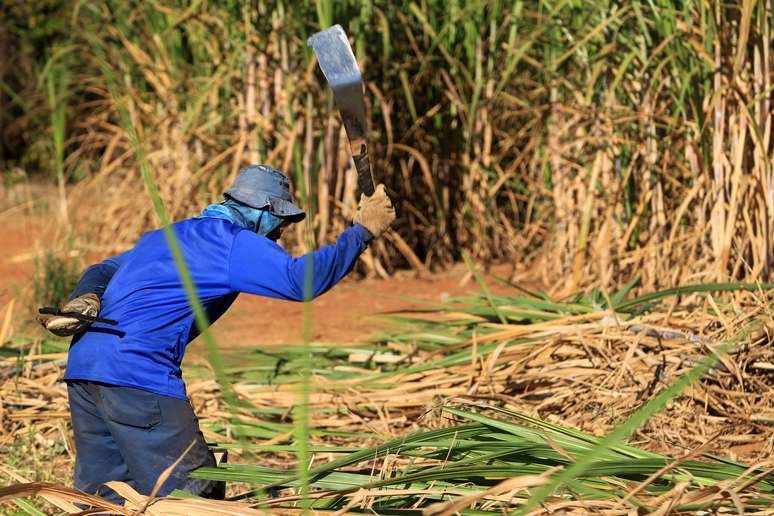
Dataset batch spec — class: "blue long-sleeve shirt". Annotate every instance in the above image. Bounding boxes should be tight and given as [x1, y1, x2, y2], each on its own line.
[69, 251, 131, 300]
[64, 217, 372, 399]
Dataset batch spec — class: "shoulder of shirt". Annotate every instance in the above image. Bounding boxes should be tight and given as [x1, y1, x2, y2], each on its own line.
[231, 227, 284, 250]
[187, 216, 243, 234]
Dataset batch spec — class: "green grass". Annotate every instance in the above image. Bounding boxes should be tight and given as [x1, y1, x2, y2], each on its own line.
[192, 405, 773, 512]
[3, 280, 772, 512]
[186, 281, 774, 512]
[32, 250, 81, 309]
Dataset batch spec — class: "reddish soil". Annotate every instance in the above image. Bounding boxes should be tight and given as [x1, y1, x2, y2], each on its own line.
[0, 214, 40, 306]
[1, 210, 518, 346]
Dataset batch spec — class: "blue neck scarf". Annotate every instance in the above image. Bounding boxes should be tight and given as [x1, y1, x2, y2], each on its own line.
[199, 198, 284, 236]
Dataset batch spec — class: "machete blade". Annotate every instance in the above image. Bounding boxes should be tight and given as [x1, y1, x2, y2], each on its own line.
[308, 25, 375, 196]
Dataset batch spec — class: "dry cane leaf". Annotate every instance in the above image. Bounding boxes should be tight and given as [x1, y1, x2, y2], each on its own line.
[422, 473, 553, 516]
[0, 299, 14, 346]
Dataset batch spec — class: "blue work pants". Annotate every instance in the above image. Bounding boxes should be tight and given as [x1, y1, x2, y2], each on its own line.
[67, 381, 223, 504]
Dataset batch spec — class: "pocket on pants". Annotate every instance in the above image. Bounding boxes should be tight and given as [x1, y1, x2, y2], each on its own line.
[99, 385, 162, 429]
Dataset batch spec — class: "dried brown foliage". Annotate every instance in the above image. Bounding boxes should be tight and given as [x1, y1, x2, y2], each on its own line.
[3, 2, 772, 287]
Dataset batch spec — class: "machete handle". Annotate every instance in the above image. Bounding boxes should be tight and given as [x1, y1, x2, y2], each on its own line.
[353, 144, 375, 197]
[38, 307, 119, 326]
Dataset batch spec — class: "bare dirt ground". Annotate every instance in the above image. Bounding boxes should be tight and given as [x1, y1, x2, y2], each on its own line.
[1, 212, 41, 307]
[1, 209, 517, 347]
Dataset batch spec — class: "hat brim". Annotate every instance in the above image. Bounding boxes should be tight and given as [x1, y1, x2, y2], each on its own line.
[224, 192, 305, 223]
[268, 197, 306, 222]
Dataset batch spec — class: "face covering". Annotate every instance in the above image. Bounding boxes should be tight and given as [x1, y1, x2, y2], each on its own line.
[199, 198, 286, 238]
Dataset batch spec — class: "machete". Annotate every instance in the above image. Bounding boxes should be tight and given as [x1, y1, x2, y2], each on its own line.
[38, 307, 119, 326]
[307, 24, 375, 197]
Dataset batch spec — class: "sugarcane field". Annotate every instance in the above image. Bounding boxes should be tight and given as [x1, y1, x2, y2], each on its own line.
[1, 1, 773, 514]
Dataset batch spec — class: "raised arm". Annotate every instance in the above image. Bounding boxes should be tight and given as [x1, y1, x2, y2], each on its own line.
[229, 225, 372, 301]
[230, 183, 395, 301]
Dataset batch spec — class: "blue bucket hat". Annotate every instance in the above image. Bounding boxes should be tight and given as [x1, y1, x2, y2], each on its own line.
[224, 165, 305, 222]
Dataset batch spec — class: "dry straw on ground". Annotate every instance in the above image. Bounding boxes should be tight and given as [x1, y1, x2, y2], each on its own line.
[1, 285, 772, 513]
[230, 295, 774, 462]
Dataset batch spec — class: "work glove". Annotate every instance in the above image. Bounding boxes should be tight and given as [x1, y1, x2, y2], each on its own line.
[353, 184, 396, 238]
[36, 293, 100, 337]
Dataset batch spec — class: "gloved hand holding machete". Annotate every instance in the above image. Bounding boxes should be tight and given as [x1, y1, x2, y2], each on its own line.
[37, 293, 117, 336]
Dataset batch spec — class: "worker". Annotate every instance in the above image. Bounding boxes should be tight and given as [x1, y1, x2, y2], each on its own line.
[38, 164, 395, 503]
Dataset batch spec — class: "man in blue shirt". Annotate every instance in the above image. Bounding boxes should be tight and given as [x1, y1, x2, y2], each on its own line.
[38, 164, 395, 503]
